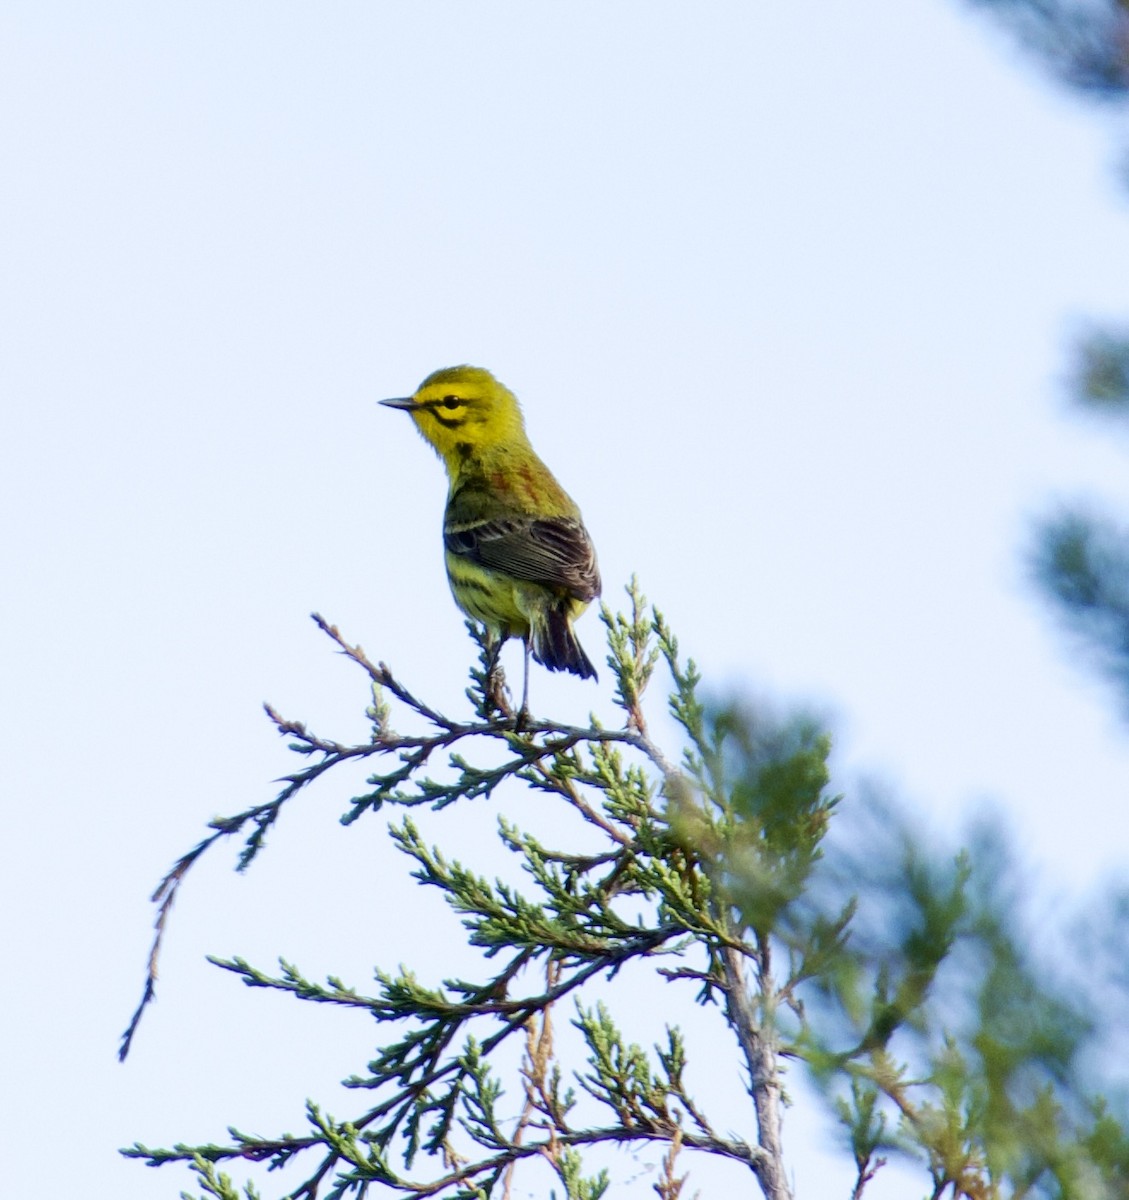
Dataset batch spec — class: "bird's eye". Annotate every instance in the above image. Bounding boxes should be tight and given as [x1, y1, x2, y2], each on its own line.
[441, 395, 462, 410]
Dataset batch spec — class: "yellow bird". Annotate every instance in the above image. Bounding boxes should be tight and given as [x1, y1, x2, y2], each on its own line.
[381, 366, 600, 708]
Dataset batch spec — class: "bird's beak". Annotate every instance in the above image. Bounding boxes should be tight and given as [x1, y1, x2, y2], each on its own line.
[379, 396, 417, 411]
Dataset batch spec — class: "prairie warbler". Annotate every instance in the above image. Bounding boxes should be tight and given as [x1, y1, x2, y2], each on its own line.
[381, 366, 600, 707]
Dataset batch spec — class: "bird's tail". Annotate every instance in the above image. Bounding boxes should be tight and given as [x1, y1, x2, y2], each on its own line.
[530, 609, 598, 680]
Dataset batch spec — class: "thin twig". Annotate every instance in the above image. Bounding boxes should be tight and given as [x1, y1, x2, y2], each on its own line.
[850, 1154, 887, 1200]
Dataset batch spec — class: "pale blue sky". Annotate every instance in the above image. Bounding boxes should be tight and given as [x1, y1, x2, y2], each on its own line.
[3, 3, 1129, 1197]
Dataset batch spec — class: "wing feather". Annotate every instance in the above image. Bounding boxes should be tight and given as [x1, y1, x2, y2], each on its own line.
[444, 514, 601, 601]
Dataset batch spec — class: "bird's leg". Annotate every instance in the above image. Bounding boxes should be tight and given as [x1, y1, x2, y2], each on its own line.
[515, 637, 531, 730]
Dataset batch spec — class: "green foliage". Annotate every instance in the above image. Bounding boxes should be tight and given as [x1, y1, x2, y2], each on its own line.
[966, 3, 1129, 724]
[124, 582, 781, 1198]
[783, 805, 1129, 1200]
[1074, 328, 1129, 416]
[122, 582, 1129, 1199]
[181, 1157, 263, 1200]
[965, 0, 1129, 98]
[1034, 510, 1129, 709]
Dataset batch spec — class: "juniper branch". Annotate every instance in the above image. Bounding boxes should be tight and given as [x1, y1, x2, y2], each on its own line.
[123, 581, 805, 1199]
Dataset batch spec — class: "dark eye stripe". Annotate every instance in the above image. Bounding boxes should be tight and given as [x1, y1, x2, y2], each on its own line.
[419, 396, 466, 410]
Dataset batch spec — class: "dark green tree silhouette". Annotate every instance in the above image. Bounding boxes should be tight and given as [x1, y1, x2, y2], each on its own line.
[967, 0, 1129, 713]
[966, 0, 1129, 96]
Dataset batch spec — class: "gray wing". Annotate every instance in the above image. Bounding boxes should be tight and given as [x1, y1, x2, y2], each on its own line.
[444, 514, 601, 601]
